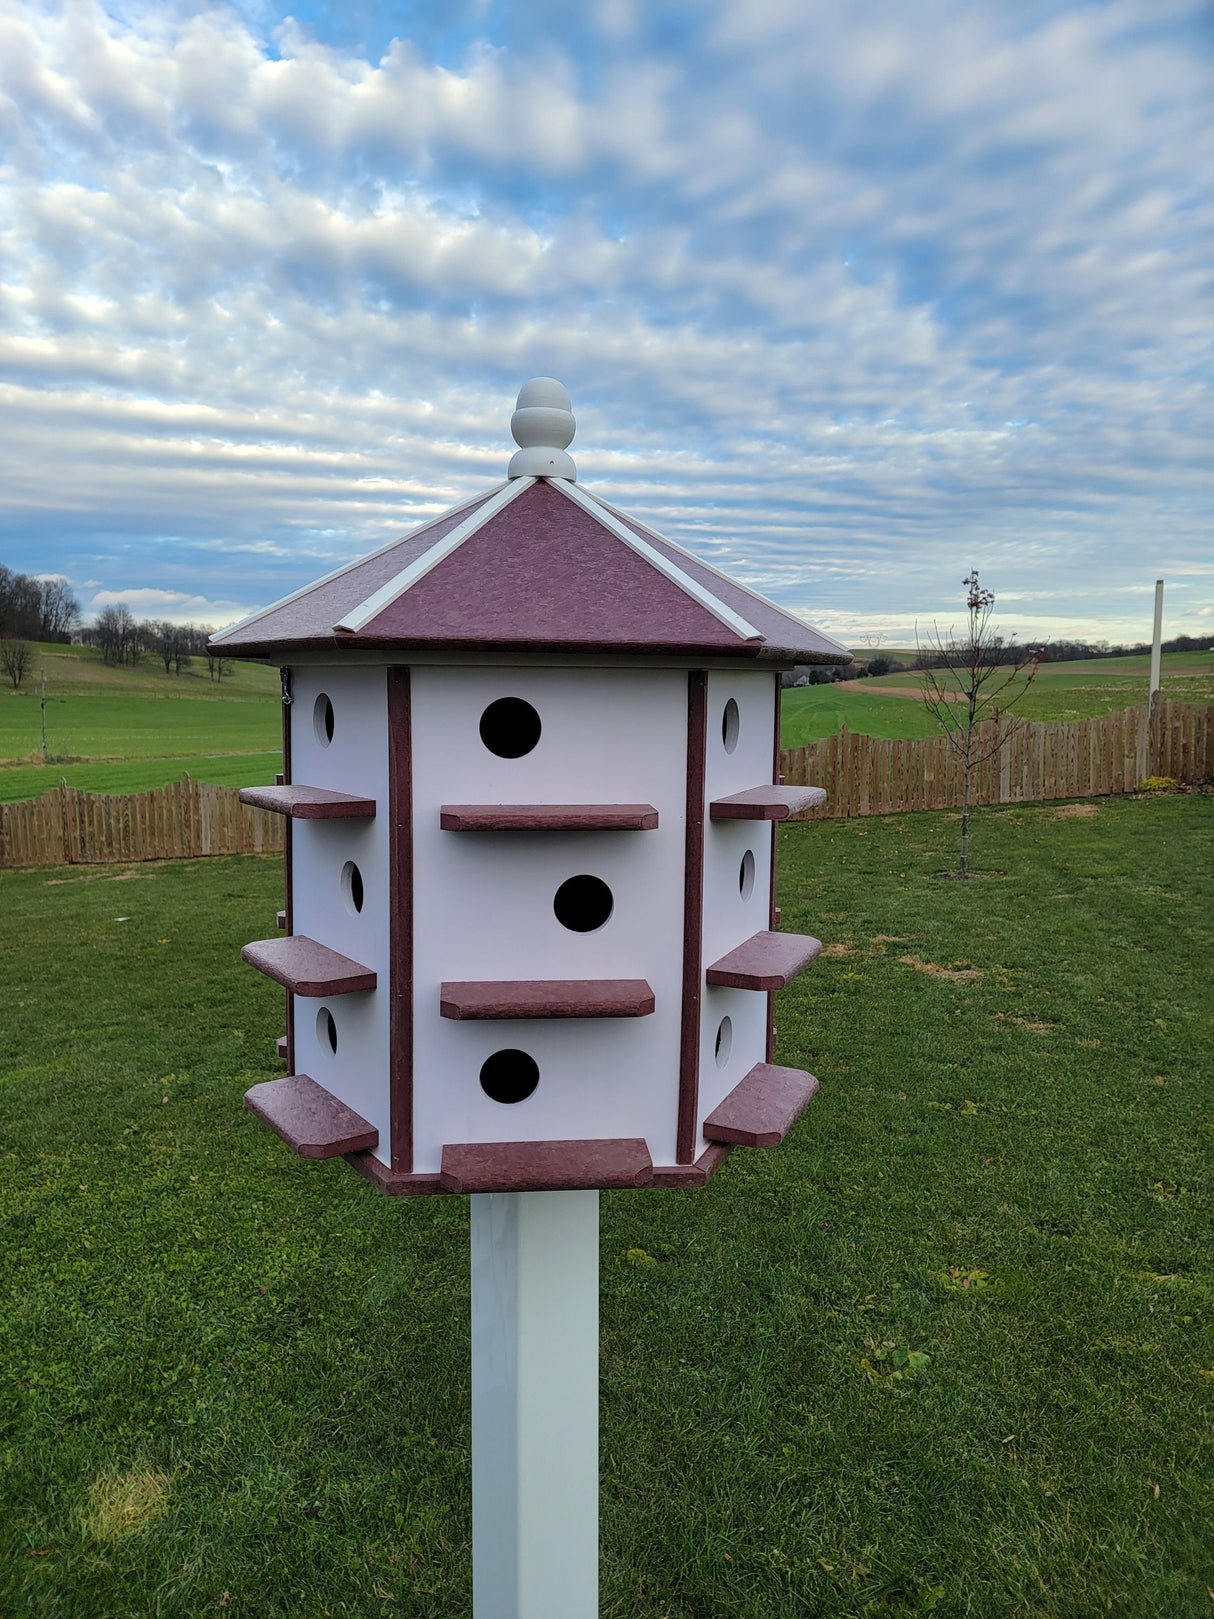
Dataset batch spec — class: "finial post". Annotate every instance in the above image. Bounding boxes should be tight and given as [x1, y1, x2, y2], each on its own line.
[508, 378, 577, 480]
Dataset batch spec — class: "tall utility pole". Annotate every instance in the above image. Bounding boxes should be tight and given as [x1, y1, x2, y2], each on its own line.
[40, 669, 48, 759]
[1148, 579, 1164, 704]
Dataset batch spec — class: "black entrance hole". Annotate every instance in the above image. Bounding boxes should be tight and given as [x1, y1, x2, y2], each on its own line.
[480, 1049, 540, 1105]
[479, 696, 541, 759]
[553, 874, 613, 933]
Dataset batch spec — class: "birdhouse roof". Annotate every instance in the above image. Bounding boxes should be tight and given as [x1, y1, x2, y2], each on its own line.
[210, 476, 850, 664]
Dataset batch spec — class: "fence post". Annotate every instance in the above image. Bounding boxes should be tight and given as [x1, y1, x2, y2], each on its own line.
[58, 777, 72, 864]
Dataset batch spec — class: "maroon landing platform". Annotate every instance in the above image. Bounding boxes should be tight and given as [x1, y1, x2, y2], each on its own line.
[275, 1035, 289, 1061]
[245, 1074, 379, 1158]
[341, 1140, 734, 1196]
[703, 1062, 820, 1148]
[440, 1139, 655, 1193]
[705, 931, 823, 991]
[276, 909, 287, 930]
[243, 935, 378, 996]
[440, 803, 659, 832]
[439, 979, 656, 1020]
[709, 785, 827, 820]
[239, 784, 377, 819]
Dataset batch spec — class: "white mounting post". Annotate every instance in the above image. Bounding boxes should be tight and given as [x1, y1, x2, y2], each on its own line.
[471, 1191, 599, 1619]
[1149, 579, 1164, 703]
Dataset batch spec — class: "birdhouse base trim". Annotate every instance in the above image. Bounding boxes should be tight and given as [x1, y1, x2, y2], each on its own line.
[242, 935, 378, 996]
[703, 1063, 820, 1149]
[342, 1151, 447, 1196]
[440, 1138, 655, 1193]
[705, 931, 823, 991]
[238, 784, 377, 819]
[649, 1141, 734, 1187]
[439, 979, 656, 1019]
[439, 803, 660, 831]
[245, 1075, 379, 1158]
[338, 1140, 738, 1196]
[709, 784, 827, 820]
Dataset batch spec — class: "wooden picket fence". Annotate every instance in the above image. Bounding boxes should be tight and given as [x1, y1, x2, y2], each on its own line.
[0, 774, 283, 869]
[781, 700, 1212, 820]
[0, 702, 1209, 868]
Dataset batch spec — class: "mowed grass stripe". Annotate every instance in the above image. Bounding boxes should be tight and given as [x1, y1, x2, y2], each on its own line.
[0, 795, 1210, 1616]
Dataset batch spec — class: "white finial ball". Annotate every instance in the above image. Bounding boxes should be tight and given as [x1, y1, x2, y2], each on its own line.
[508, 377, 577, 480]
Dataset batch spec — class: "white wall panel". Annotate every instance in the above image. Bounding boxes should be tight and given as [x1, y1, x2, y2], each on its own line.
[697, 670, 778, 1152]
[288, 666, 393, 1163]
[411, 666, 688, 1173]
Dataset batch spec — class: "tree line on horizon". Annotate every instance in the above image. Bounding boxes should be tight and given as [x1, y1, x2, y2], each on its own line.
[0, 568, 232, 689]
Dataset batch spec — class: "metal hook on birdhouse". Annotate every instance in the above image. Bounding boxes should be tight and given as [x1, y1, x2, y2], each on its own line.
[280, 667, 293, 706]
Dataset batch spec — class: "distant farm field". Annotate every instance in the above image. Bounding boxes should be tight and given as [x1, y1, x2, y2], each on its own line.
[0, 644, 281, 803]
[781, 650, 1214, 746]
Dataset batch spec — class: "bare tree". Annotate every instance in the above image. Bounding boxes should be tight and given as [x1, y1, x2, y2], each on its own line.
[95, 604, 144, 666]
[205, 649, 233, 681]
[150, 619, 193, 674]
[918, 571, 1041, 878]
[0, 639, 33, 689]
[37, 578, 80, 640]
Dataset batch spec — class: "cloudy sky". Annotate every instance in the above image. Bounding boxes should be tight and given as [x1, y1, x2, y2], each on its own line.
[1, 0, 1210, 647]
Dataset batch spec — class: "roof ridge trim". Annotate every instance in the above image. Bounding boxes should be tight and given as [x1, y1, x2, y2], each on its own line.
[585, 490, 852, 661]
[209, 484, 507, 647]
[335, 478, 536, 634]
[556, 481, 761, 643]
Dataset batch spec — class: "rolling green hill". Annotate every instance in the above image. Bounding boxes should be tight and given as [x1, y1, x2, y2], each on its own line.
[0, 644, 281, 802]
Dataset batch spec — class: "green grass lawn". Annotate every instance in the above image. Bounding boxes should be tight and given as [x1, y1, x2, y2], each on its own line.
[0, 644, 281, 802]
[783, 650, 1214, 745]
[1, 796, 1210, 1616]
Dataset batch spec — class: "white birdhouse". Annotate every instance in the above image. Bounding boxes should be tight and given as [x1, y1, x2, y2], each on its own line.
[211, 380, 850, 1195]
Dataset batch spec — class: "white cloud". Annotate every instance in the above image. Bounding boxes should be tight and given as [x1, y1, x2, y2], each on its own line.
[85, 586, 254, 626]
[0, 0, 1209, 641]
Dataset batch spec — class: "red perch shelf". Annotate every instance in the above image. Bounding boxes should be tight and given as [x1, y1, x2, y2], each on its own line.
[440, 803, 658, 831]
[242, 935, 377, 996]
[704, 931, 822, 991]
[709, 785, 827, 820]
[244, 1074, 379, 1158]
[703, 1062, 819, 1148]
[439, 979, 655, 1020]
[239, 784, 377, 819]
[439, 1138, 655, 1192]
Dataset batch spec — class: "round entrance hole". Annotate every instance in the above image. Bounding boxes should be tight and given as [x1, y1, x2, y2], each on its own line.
[341, 860, 364, 915]
[722, 697, 740, 754]
[313, 692, 335, 747]
[714, 1015, 733, 1068]
[479, 696, 541, 759]
[480, 1049, 540, 1105]
[316, 1006, 338, 1055]
[739, 848, 755, 901]
[554, 874, 613, 933]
